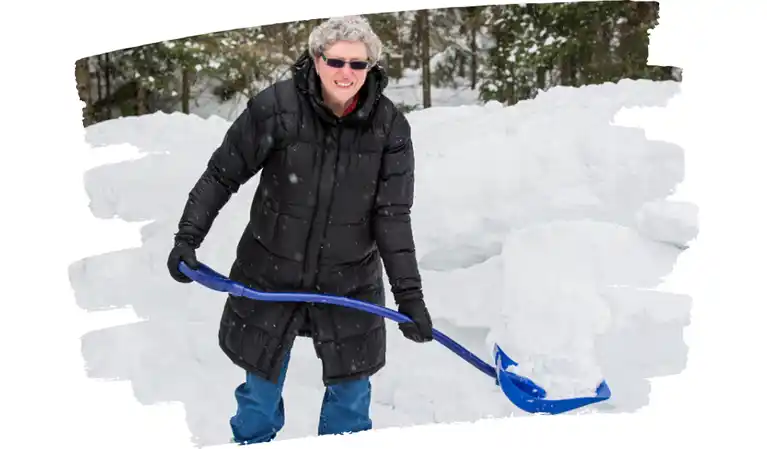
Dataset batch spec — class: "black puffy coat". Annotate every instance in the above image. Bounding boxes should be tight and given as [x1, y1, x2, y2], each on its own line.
[174, 50, 424, 385]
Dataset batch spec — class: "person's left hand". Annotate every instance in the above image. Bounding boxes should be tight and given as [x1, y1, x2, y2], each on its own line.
[397, 299, 433, 342]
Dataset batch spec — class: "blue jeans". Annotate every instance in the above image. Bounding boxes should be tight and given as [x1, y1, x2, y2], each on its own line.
[229, 349, 373, 444]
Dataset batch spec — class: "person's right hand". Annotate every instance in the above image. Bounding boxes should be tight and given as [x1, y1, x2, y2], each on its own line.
[167, 241, 200, 283]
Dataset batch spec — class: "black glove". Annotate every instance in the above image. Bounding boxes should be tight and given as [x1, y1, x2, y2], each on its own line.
[397, 298, 433, 342]
[167, 240, 200, 283]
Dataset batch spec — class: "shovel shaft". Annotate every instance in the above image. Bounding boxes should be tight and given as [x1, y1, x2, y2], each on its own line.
[179, 261, 539, 391]
[179, 261, 610, 414]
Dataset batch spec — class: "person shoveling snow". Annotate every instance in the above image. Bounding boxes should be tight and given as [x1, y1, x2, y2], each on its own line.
[167, 15, 434, 444]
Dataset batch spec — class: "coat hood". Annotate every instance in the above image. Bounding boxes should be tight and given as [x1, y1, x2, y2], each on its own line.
[291, 49, 389, 123]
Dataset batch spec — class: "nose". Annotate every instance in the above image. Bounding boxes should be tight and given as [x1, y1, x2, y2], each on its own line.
[341, 64, 354, 77]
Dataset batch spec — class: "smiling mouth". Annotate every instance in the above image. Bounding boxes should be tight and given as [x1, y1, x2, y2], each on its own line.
[334, 80, 353, 88]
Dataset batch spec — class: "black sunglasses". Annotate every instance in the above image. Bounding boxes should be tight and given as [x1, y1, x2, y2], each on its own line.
[321, 54, 371, 71]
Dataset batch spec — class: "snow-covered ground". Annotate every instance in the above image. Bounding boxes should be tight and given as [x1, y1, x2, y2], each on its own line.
[71, 77, 696, 447]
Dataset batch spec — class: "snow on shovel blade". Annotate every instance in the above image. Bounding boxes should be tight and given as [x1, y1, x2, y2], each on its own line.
[178, 261, 610, 414]
[493, 343, 612, 414]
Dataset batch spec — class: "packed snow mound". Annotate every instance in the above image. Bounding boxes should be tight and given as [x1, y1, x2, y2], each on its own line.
[74, 78, 694, 446]
[407, 80, 686, 268]
[635, 199, 698, 248]
[405, 79, 691, 328]
[487, 219, 685, 399]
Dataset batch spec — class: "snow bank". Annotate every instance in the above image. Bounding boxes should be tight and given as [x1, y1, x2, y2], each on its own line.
[72, 78, 695, 447]
[490, 219, 685, 399]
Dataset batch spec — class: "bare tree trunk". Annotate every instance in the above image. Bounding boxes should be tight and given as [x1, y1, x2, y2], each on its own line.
[75, 57, 93, 126]
[560, 53, 578, 86]
[96, 55, 103, 102]
[181, 66, 190, 114]
[536, 66, 547, 91]
[105, 53, 112, 119]
[465, 6, 480, 90]
[136, 85, 147, 115]
[559, 55, 569, 85]
[417, 9, 431, 108]
[570, 54, 579, 86]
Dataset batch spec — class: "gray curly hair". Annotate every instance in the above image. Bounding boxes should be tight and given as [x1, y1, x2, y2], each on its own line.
[307, 15, 383, 64]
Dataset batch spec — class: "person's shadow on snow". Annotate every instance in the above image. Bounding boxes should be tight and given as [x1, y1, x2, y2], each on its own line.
[69, 81, 695, 447]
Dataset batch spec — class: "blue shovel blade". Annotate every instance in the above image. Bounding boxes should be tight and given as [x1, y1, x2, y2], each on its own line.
[493, 343, 611, 414]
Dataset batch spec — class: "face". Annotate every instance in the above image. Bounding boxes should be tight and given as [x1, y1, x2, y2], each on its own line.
[314, 40, 371, 105]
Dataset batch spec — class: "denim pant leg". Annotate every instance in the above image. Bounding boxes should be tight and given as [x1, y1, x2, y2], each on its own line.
[318, 377, 373, 436]
[230, 351, 291, 444]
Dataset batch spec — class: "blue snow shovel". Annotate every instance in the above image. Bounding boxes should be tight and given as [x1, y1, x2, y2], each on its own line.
[179, 261, 611, 414]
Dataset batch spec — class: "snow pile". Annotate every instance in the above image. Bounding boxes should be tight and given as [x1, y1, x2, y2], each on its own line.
[72, 78, 695, 447]
[492, 220, 684, 398]
[635, 199, 698, 248]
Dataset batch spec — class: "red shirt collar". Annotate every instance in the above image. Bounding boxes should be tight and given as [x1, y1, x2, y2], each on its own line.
[342, 94, 359, 116]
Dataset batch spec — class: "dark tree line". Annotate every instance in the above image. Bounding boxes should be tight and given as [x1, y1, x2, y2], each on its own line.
[75, 1, 678, 126]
